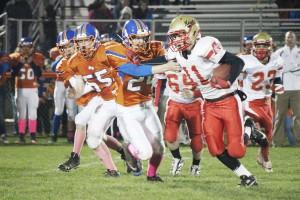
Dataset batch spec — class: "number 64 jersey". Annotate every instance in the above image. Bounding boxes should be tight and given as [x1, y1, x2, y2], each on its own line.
[238, 53, 283, 101]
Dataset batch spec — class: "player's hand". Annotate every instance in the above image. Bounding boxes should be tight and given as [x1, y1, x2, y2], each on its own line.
[67, 86, 76, 98]
[210, 75, 231, 89]
[166, 60, 181, 72]
[275, 84, 284, 94]
[180, 89, 194, 99]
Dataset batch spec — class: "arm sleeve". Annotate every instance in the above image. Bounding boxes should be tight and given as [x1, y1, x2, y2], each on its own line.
[117, 63, 153, 77]
[219, 51, 245, 84]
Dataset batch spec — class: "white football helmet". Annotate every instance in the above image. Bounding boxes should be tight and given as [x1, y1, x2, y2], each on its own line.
[167, 15, 201, 52]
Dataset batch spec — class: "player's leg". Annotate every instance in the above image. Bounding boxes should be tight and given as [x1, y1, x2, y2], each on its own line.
[183, 100, 203, 176]
[164, 100, 184, 176]
[15, 89, 27, 144]
[51, 81, 66, 143]
[27, 88, 39, 143]
[144, 101, 165, 181]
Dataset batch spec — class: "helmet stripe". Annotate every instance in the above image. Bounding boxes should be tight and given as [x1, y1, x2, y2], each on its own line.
[63, 31, 67, 41]
[132, 19, 141, 32]
[59, 33, 63, 43]
[136, 19, 146, 30]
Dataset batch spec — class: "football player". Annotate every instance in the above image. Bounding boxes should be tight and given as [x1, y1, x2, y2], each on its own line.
[104, 19, 180, 181]
[50, 29, 77, 143]
[238, 32, 284, 172]
[154, 67, 204, 176]
[166, 15, 257, 187]
[10, 37, 44, 144]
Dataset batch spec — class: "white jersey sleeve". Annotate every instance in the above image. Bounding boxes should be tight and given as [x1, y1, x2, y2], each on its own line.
[194, 36, 226, 64]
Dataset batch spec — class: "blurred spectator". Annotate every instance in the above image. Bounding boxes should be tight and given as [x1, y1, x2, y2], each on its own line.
[41, 4, 58, 58]
[0, 38, 10, 144]
[113, 0, 134, 19]
[149, 0, 169, 5]
[173, 0, 190, 5]
[37, 61, 54, 137]
[275, 0, 297, 19]
[133, 0, 153, 29]
[273, 31, 300, 147]
[88, 0, 115, 35]
[116, 6, 133, 42]
[4, 0, 33, 53]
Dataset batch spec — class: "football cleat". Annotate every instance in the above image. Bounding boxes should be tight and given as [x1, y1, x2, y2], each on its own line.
[0, 134, 9, 144]
[189, 165, 200, 176]
[147, 174, 164, 182]
[257, 152, 273, 172]
[239, 175, 258, 187]
[104, 169, 121, 177]
[170, 158, 184, 175]
[244, 116, 268, 147]
[122, 143, 142, 175]
[58, 152, 80, 172]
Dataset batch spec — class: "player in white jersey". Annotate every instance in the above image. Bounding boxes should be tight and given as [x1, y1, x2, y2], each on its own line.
[166, 15, 258, 187]
[238, 32, 284, 172]
[154, 70, 203, 176]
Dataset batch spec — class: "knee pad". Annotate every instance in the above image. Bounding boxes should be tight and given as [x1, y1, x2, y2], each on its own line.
[137, 145, 153, 160]
[86, 136, 103, 150]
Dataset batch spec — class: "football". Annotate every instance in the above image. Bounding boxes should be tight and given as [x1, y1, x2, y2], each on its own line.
[212, 64, 231, 80]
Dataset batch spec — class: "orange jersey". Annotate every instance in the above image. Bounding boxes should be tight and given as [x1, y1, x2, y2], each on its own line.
[68, 45, 117, 101]
[106, 41, 165, 106]
[56, 57, 74, 87]
[9, 52, 44, 88]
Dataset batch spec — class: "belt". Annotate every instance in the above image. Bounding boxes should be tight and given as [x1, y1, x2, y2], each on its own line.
[205, 91, 237, 102]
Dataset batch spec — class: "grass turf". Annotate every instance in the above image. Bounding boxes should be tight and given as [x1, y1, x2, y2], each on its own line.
[0, 135, 300, 200]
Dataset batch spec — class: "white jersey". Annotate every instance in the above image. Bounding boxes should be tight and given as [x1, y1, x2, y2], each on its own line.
[157, 71, 199, 104]
[168, 36, 238, 100]
[239, 54, 283, 101]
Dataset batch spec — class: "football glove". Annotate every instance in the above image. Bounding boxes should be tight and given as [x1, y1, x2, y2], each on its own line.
[275, 84, 284, 94]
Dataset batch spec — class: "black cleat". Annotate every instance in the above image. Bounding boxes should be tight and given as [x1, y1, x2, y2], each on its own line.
[58, 152, 80, 172]
[244, 116, 268, 147]
[147, 174, 164, 182]
[104, 169, 121, 177]
[123, 143, 142, 176]
[239, 175, 258, 187]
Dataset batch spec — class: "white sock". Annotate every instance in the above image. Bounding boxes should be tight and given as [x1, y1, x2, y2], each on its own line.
[233, 164, 252, 177]
[244, 127, 251, 138]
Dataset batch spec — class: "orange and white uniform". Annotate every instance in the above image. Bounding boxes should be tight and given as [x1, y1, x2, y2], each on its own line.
[105, 41, 166, 160]
[68, 44, 118, 149]
[10, 52, 44, 134]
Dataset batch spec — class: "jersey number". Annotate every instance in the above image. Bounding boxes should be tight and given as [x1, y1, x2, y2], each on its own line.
[251, 70, 276, 91]
[83, 69, 113, 92]
[127, 76, 152, 92]
[19, 68, 34, 80]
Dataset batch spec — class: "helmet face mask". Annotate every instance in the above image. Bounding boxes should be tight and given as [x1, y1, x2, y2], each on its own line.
[122, 19, 151, 53]
[74, 24, 100, 58]
[167, 15, 201, 52]
[252, 32, 273, 62]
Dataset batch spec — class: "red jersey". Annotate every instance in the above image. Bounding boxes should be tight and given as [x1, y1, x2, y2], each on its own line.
[106, 41, 165, 106]
[9, 52, 44, 88]
[68, 45, 117, 101]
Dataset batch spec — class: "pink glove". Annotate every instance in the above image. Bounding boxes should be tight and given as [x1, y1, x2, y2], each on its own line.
[275, 84, 284, 94]
[210, 76, 231, 89]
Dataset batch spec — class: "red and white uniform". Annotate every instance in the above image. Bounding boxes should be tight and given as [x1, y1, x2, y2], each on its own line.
[106, 41, 166, 160]
[68, 45, 118, 149]
[154, 71, 203, 153]
[168, 36, 245, 158]
[239, 53, 283, 153]
[9, 52, 44, 134]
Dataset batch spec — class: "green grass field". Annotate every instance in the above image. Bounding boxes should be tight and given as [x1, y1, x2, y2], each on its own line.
[1, 136, 300, 200]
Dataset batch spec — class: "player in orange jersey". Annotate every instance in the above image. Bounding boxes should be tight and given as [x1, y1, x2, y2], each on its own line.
[105, 19, 180, 181]
[10, 37, 45, 144]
